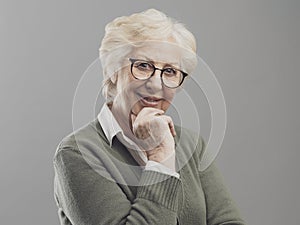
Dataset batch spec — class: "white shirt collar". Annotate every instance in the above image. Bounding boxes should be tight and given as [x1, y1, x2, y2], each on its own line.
[97, 103, 148, 166]
[97, 103, 122, 147]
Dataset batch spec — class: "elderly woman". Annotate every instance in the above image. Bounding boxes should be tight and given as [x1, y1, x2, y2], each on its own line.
[53, 9, 245, 225]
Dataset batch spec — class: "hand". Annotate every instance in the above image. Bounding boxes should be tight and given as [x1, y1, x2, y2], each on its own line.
[131, 107, 176, 171]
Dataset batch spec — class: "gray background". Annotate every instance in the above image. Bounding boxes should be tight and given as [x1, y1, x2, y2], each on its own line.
[1, 0, 299, 224]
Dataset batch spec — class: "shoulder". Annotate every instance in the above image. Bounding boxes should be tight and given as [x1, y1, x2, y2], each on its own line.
[53, 119, 109, 166]
[57, 119, 107, 148]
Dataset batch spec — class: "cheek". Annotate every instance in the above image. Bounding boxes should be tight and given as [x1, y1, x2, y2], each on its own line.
[161, 89, 175, 111]
[121, 80, 144, 114]
[164, 88, 176, 101]
[116, 71, 136, 98]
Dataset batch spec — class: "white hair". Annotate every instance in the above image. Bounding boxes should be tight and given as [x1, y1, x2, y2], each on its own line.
[99, 8, 197, 102]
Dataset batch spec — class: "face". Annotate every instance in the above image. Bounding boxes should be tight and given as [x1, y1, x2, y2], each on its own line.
[110, 41, 184, 133]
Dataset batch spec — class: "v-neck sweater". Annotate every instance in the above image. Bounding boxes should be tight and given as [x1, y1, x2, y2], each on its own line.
[53, 118, 245, 225]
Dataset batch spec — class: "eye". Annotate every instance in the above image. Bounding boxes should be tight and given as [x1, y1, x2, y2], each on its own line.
[135, 62, 153, 71]
[163, 68, 177, 76]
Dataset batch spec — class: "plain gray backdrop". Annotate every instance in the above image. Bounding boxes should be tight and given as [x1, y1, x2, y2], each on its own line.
[1, 0, 299, 224]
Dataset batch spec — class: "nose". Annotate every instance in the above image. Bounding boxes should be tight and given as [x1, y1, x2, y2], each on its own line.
[145, 69, 163, 93]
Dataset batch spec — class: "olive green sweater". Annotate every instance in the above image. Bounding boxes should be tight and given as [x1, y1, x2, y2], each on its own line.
[53, 119, 245, 225]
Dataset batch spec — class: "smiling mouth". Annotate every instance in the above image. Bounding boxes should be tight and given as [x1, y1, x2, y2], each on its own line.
[139, 95, 162, 107]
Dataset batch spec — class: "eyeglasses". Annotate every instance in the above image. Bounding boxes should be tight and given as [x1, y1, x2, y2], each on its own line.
[129, 58, 188, 88]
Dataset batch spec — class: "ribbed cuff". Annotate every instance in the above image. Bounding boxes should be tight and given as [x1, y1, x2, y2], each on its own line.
[137, 170, 181, 211]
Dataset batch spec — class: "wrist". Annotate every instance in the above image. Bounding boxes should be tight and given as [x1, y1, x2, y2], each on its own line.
[148, 149, 176, 172]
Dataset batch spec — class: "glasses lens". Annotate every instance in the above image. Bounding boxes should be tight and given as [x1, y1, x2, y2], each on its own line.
[132, 60, 154, 80]
[130, 59, 186, 88]
[162, 68, 183, 88]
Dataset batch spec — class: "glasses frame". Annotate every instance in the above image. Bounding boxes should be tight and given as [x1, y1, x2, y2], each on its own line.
[129, 58, 188, 88]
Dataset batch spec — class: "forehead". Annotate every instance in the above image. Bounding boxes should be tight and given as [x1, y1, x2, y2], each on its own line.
[131, 41, 185, 65]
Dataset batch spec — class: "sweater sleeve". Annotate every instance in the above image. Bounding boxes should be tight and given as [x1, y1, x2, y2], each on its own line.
[53, 147, 181, 225]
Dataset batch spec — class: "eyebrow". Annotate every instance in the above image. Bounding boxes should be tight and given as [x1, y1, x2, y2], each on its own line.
[135, 55, 180, 68]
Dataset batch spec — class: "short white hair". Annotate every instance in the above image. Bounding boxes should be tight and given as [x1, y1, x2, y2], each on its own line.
[99, 8, 197, 102]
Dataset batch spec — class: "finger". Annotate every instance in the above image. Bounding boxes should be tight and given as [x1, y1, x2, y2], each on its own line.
[160, 115, 176, 137]
[139, 107, 164, 117]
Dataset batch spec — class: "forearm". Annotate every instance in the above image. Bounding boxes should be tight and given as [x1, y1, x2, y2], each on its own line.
[54, 149, 181, 225]
[126, 171, 181, 225]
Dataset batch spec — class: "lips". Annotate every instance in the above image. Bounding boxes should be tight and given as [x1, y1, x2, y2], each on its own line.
[139, 95, 162, 107]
